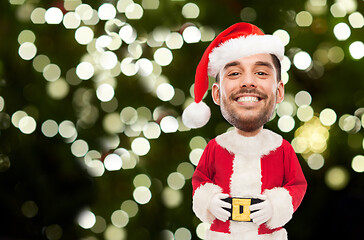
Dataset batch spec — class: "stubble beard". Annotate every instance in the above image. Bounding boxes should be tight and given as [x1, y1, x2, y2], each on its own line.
[219, 89, 277, 133]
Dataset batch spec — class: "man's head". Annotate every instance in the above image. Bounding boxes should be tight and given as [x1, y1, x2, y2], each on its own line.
[182, 22, 285, 129]
[212, 53, 284, 136]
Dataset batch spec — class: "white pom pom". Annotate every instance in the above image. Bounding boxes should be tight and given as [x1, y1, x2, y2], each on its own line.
[182, 101, 211, 129]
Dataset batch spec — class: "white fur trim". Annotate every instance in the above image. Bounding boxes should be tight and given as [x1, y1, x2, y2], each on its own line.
[215, 128, 283, 156]
[205, 228, 288, 240]
[264, 187, 294, 229]
[208, 35, 284, 77]
[193, 183, 223, 223]
[182, 101, 211, 129]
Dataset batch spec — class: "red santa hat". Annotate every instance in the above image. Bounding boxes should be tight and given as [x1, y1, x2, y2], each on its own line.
[182, 22, 284, 129]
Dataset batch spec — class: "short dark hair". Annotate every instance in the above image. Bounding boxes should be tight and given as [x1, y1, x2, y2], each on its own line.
[270, 54, 281, 82]
[215, 54, 281, 82]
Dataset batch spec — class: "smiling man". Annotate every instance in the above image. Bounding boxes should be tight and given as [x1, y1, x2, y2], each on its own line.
[182, 23, 307, 240]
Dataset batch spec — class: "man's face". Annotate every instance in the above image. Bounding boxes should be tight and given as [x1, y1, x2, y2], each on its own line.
[212, 53, 284, 136]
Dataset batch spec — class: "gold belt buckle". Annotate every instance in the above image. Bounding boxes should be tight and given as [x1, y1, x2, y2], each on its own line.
[231, 198, 252, 221]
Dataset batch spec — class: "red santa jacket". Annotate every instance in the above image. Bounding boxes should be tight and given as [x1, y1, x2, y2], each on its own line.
[192, 129, 307, 240]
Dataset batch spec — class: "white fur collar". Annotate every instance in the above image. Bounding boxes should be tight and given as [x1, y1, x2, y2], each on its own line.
[215, 128, 283, 156]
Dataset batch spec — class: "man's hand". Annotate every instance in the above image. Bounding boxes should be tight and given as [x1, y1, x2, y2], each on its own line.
[249, 195, 273, 225]
[208, 193, 231, 222]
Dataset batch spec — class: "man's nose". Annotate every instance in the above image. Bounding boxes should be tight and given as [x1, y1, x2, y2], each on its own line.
[240, 73, 257, 88]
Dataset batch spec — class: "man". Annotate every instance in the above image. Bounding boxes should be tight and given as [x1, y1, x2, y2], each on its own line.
[182, 23, 307, 240]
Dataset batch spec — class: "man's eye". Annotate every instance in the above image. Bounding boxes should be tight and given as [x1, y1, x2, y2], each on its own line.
[256, 72, 268, 76]
[228, 72, 240, 76]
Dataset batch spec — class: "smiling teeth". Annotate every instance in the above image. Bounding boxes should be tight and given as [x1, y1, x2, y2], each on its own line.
[237, 96, 259, 102]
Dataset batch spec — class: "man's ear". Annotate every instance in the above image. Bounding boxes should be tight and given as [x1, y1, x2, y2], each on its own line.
[276, 80, 285, 104]
[212, 83, 221, 105]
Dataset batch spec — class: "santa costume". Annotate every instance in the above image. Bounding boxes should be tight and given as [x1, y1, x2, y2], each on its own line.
[182, 23, 307, 239]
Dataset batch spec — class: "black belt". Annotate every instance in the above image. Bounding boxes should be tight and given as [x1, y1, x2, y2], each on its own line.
[223, 197, 263, 222]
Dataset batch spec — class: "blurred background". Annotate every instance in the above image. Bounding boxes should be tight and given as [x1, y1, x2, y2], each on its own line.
[0, 0, 363, 239]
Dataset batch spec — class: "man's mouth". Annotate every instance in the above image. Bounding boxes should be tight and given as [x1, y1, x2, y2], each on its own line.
[236, 96, 260, 103]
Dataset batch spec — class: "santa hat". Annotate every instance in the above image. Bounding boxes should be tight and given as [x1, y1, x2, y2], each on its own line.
[182, 22, 284, 129]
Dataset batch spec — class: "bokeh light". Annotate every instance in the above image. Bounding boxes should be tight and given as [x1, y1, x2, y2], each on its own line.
[351, 155, 364, 173]
[325, 166, 350, 190]
[349, 41, 364, 60]
[182, 26, 201, 43]
[182, 3, 200, 19]
[131, 137, 150, 156]
[104, 153, 123, 171]
[133, 186, 152, 204]
[296, 11, 313, 27]
[293, 51, 312, 70]
[18, 42, 37, 60]
[77, 209, 96, 229]
[333, 22, 351, 41]
[45, 7, 63, 24]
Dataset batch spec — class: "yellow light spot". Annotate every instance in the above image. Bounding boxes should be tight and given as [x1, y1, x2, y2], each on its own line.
[325, 166, 349, 190]
[161, 187, 182, 208]
[296, 11, 313, 27]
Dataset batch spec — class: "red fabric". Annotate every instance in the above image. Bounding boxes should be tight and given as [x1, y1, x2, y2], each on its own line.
[194, 23, 264, 103]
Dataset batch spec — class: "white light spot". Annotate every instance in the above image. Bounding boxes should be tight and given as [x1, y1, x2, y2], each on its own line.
[121, 58, 138, 76]
[41, 120, 58, 137]
[273, 29, 290, 46]
[156, 83, 175, 101]
[18, 42, 37, 60]
[71, 139, 89, 157]
[143, 122, 161, 139]
[45, 7, 63, 24]
[189, 148, 203, 166]
[125, 3, 143, 19]
[131, 137, 150, 156]
[99, 51, 118, 69]
[307, 153, 325, 170]
[196, 222, 211, 240]
[154, 48, 173, 66]
[166, 32, 184, 49]
[75, 26, 94, 45]
[86, 160, 105, 177]
[98, 3, 116, 20]
[19, 116, 36, 134]
[76, 62, 94, 80]
[160, 116, 179, 133]
[58, 120, 76, 139]
[333, 22, 351, 41]
[349, 41, 364, 60]
[182, 26, 201, 43]
[63, 12, 81, 29]
[119, 24, 137, 44]
[136, 58, 153, 76]
[319, 108, 337, 126]
[167, 172, 185, 190]
[77, 210, 96, 229]
[182, 3, 200, 19]
[295, 91, 312, 106]
[133, 186, 152, 204]
[297, 105, 314, 122]
[293, 51, 312, 70]
[75, 4, 94, 21]
[278, 115, 295, 132]
[104, 153, 123, 171]
[348, 12, 364, 28]
[43, 64, 61, 82]
[111, 210, 129, 228]
[352, 155, 364, 173]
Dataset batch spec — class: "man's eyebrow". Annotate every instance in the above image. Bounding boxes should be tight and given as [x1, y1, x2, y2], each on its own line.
[255, 61, 274, 69]
[223, 61, 240, 70]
